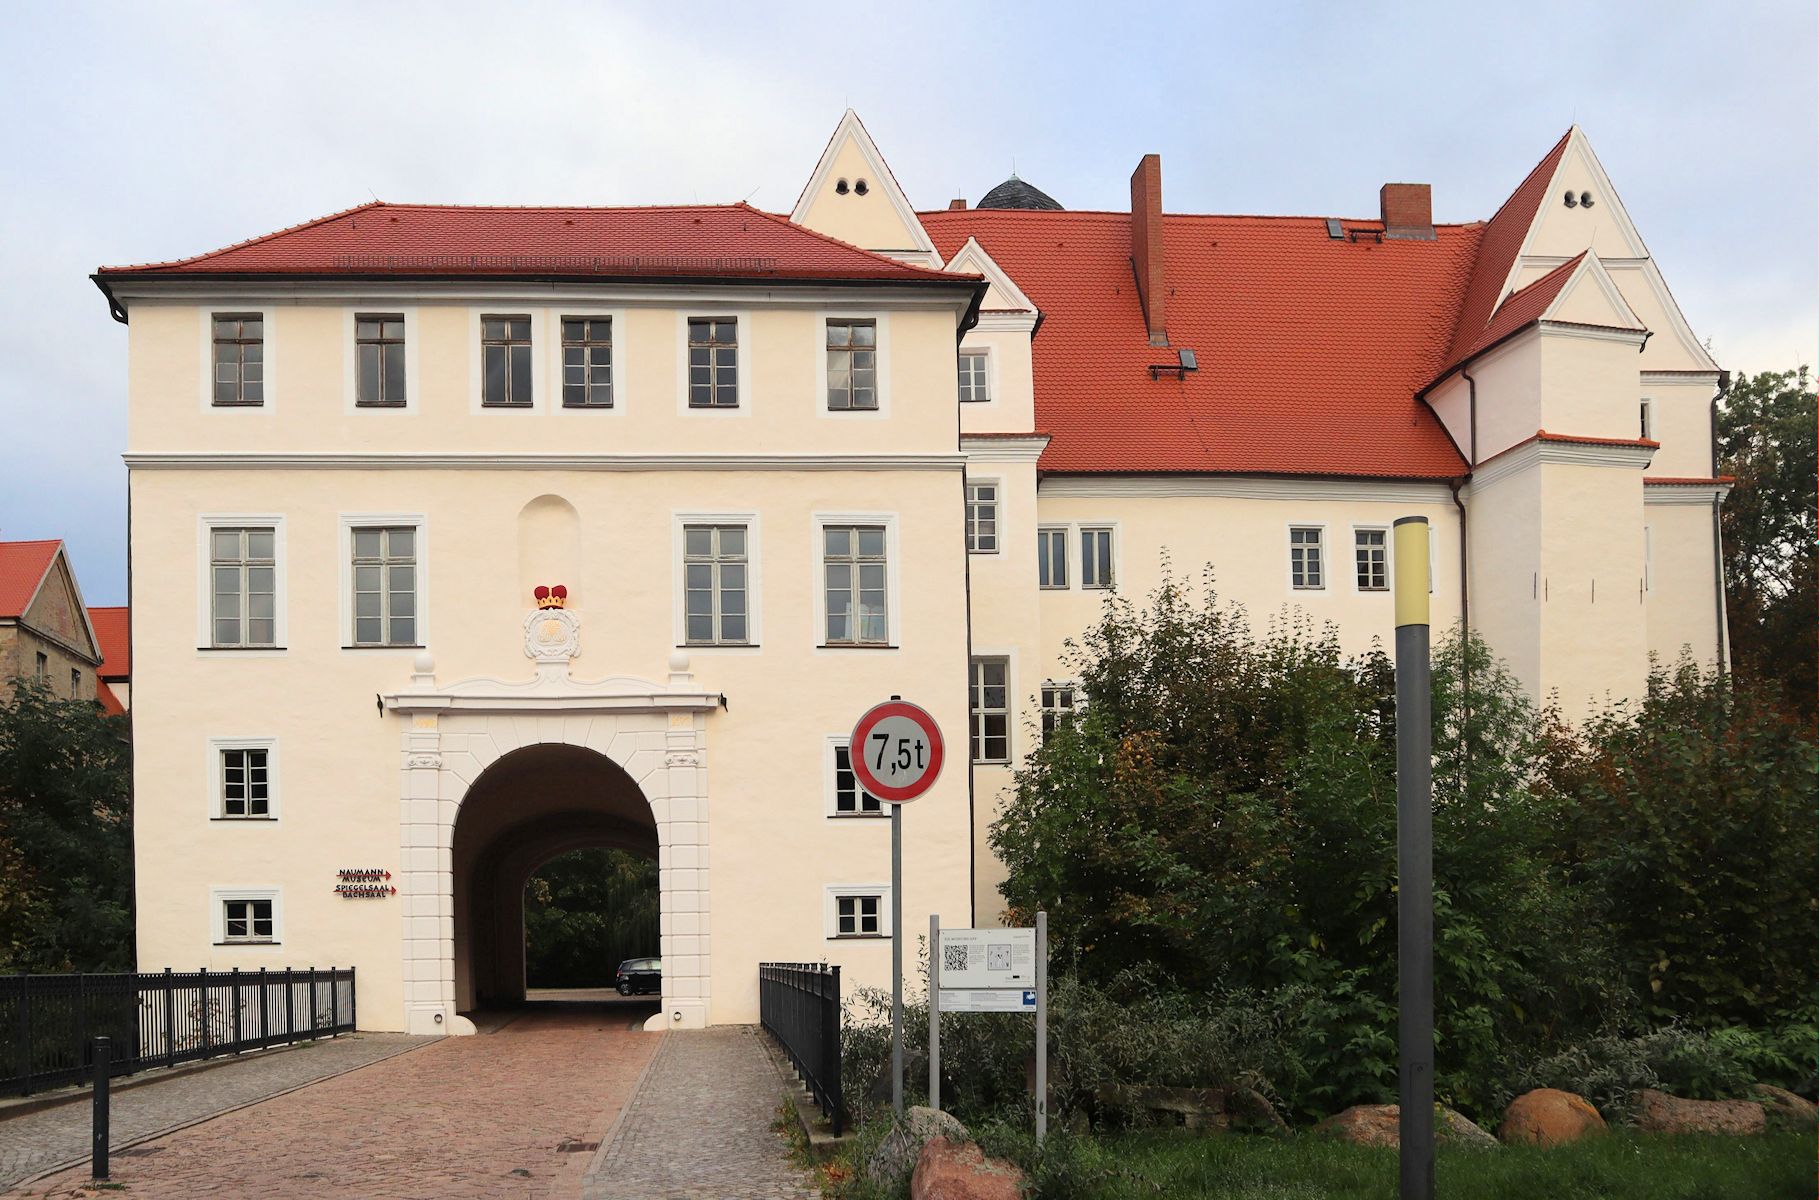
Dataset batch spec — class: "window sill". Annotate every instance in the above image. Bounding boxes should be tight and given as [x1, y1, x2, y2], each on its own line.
[210, 402, 265, 409]
[973, 759, 1011, 768]
[210, 817, 277, 822]
[1357, 588, 1390, 594]
[828, 934, 888, 940]
[215, 940, 278, 947]
[355, 402, 408, 410]
[818, 644, 899, 651]
[1082, 584, 1115, 592]
[198, 646, 287, 653]
[342, 644, 426, 651]
[1038, 585, 1069, 592]
[560, 403, 615, 411]
[968, 548, 1002, 556]
[829, 811, 888, 819]
[679, 643, 756, 650]
[480, 402, 533, 410]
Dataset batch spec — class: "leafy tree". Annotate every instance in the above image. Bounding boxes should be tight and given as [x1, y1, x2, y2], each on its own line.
[0, 679, 133, 972]
[522, 846, 658, 988]
[1717, 367, 1817, 720]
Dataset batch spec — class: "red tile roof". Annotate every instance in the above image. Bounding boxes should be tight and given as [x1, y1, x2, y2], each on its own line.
[89, 606, 129, 680]
[0, 540, 60, 620]
[922, 209, 1480, 477]
[97, 202, 972, 285]
[96, 681, 125, 717]
[1447, 130, 1571, 360]
[1449, 252, 1586, 364]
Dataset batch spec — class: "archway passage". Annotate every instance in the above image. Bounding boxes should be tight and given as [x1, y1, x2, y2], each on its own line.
[452, 743, 658, 1013]
[524, 847, 660, 992]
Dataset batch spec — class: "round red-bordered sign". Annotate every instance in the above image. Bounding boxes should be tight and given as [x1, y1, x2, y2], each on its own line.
[849, 700, 945, 803]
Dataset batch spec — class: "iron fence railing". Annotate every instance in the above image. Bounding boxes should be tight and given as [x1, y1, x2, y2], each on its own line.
[0, 967, 356, 1097]
[759, 961, 844, 1135]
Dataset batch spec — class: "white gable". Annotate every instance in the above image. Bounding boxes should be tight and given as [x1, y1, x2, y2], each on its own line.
[1544, 255, 1645, 331]
[791, 110, 938, 267]
[942, 238, 1036, 315]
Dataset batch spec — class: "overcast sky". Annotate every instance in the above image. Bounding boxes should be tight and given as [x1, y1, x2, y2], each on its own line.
[2, 1, 1812, 605]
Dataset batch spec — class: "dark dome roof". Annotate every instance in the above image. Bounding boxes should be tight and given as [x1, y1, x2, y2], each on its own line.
[978, 175, 1062, 211]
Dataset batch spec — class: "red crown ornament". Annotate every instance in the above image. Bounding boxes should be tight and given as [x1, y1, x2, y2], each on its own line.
[533, 584, 569, 610]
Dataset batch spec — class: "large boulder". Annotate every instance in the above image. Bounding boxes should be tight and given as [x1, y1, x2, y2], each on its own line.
[911, 1137, 1025, 1200]
[867, 1106, 969, 1191]
[1634, 1089, 1766, 1136]
[1317, 1104, 1498, 1150]
[1751, 1085, 1818, 1129]
[1498, 1089, 1609, 1146]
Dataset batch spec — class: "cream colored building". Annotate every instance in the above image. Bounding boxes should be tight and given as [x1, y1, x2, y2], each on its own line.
[97, 113, 1728, 1032]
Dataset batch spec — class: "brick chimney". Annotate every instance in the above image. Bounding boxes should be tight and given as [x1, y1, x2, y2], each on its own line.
[948, 198, 967, 210]
[1380, 183, 1435, 240]
[1130, 154, 1167, 346]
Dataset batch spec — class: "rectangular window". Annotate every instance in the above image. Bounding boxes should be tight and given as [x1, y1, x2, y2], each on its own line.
[33, 652, 47, 679]
[561, 317, 613, 408]
[832, 742, 884, 816]
[1080, 527, 1114, 589]
[823, 525, 888, 646]
[826, 319, 878, 411]
[966, 482, 999, 554]
[1290, 526, 1325, 589]
[221, 747, 271, 818]
[222, 897, 274, 943]
[1040, 684, 1077, 738]
[355, 314, 406, 407]
[1355, 529, 1389, 591]
[211, 314, 264, 406]
[351, 526, 416, 647]
[687, 318, 738, 408]
[70, 669, 80, 696]
[1639, 399, 1653, 440]
[1037, 527, 1068, 589]
[682, 525, 749, 646]
[970, 657, 1010, 763]
[835, 893, 882, 937]
[211, 527, 277, 648]
[481, 315, 533, 408]
[958, 351, 990, 403]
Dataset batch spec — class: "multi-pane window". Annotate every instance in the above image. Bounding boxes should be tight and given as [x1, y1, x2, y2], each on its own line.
[222, 748, 270, 818]
[211, 527, 276, 648]
[481, 315, 533, 408]
[823, 526, 888, 646]
[355, 314, 406, 407]
[222, 898, 274, 942]
[1040, 684, 1078, 738]
[351, 527, 416, 646]
[1290, 526, 1325, 589]
[835, 893, 882, 937]
[70, 669, 80, 696]
[33, 652, 47, 679]
[958, 351, 990, 403]
[561, 317, 613, 408]
[970, 657, 1010, 763]
[1355, 529, 1389, 591]
[687, 318, 739, 408]
[683, 525, 749, 645]
[1639, 399, 1653, 440]
[1037, 527, 1068, 589]
[966, 481, 999, 553]
[826, 319, 878, 411]
[832, 743, 884, 816]
[1080, 527, 1115, 589]
[211, 314, 264, 406]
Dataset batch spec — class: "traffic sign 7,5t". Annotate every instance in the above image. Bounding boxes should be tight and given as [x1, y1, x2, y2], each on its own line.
[849, 700, 944, 803]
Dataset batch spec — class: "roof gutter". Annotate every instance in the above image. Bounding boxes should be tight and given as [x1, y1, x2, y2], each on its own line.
[93, 276, 128, 324]
[1708, 369, 1734, 674]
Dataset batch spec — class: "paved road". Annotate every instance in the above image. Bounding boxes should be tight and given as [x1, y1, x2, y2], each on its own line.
[0, 1032, 425, 1192]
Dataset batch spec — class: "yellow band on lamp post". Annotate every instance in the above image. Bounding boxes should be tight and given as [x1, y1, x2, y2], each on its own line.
[1393, 517, 1430, 630]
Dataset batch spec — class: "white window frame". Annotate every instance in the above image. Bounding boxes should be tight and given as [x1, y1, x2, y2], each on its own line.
[338, 515, 427, 651]
[816, 310, 891, 419]
[823, 885, 890, 939]
[966, 477, 1002, 555]
[823, 735, 886, 818]
[813, 511, 900, 651]
[957, 346, 994, 404]
[468, 309, 545, 413]
[1288, 523, 1327, 591]
[210, 886, 282, 946]
[1079, 524, 1118, 590]
[552, 307, 628, 417]
[1351, 525, 1392, 594]
[969, 654, 1014, 765]
[1037, 525, 1070, 590]
[671, 512, 762, 651]
[208, 736, 279, 821]
[1639, 398, 1653, 441]
[342, 308, 420, 414]
[676, 310, 750, 417]
[199, 307, 276, 412]
[196, 515, 287, 654]
[1039, 681, 1080, 739]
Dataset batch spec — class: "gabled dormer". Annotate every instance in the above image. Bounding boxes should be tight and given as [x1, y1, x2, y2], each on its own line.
[791, 110, 940, 267]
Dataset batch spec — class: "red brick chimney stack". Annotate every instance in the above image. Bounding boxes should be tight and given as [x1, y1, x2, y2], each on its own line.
[1380, 183, 1435, 240]
[1130, 154, 1167, 346]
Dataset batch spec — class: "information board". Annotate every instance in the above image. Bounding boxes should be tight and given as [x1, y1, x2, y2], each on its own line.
[936, 927, 1037, 990]
[940, 988, 1037, 1013]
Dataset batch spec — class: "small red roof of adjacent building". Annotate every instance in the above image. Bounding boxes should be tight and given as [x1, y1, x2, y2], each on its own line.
[0, 540, 61, 619]
[96, 202, 971, 285]
[89, 606, 130, 680]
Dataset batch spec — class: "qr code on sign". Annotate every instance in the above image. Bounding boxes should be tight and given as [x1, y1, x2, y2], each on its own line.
[943, 944, 971, 973]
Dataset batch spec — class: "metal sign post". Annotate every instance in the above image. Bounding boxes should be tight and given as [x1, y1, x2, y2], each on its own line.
[929, 914, 941, 1112]
[849, 697, 945, 1120]
[91, 1036, 110, 1180]
[1393, 516, 1434, 1200]
[929, 912, 1048, 1144]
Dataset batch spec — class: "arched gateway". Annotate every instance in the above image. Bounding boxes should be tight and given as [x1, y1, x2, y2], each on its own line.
[382, 642, 717, 1035]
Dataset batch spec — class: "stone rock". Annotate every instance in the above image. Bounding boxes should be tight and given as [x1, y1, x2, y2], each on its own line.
[1096, 1083, 1289, 1134]
[911, 1136, 1025, 1200]
[1634, 1089, 1766, 1136]
[1498, 1088, 1609, 1146]
[1317, 1104, 1499, 1150]
[867, 1106, 969, 1191]
[1751, 1085, 1818, 1129]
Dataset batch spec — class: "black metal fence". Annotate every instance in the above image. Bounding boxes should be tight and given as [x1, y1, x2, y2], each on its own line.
[0, 967, 356, 1098]
[759, 961, 843, 1135]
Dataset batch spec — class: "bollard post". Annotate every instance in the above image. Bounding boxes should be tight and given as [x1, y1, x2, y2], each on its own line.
[91, 1036, 111, 1180]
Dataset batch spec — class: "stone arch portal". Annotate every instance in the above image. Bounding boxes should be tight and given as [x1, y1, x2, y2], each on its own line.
[383, 649, 718, 1034]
